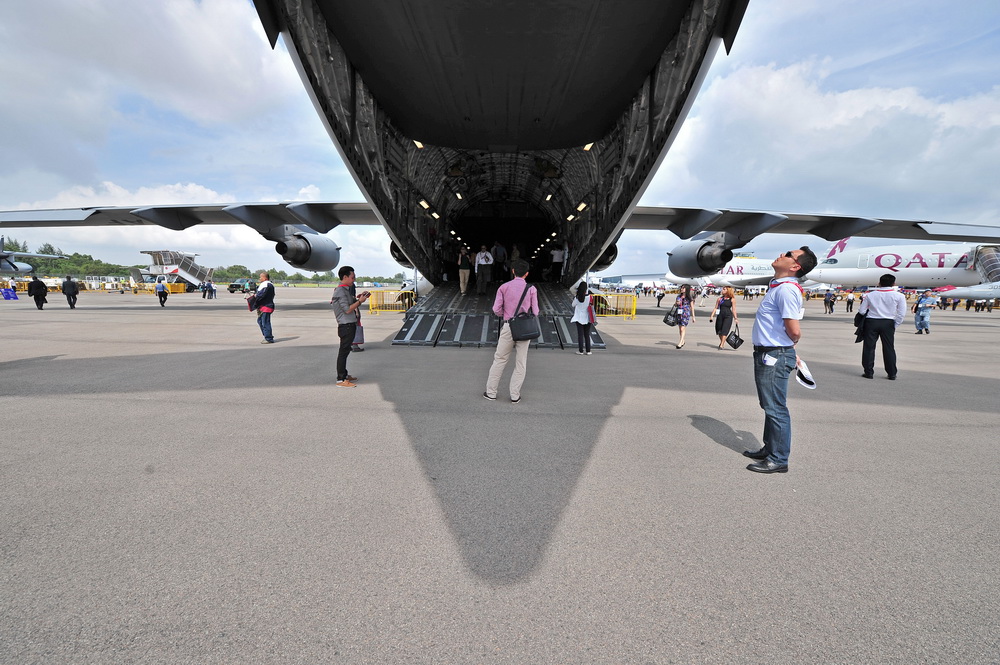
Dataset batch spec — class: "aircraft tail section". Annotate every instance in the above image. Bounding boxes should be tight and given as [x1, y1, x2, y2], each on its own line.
[824, 237, 851, 259]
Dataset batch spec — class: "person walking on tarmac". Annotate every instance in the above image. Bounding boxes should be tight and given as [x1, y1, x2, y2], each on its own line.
[154, 278, 169, 307]
[27, 275, 48, 310]
[62, 275, 79, 309]
[913, 290, 937, 334]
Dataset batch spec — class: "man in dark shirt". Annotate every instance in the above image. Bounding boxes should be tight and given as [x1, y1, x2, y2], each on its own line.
[27, 276, 47, 310]
[62, 275, 79, 309]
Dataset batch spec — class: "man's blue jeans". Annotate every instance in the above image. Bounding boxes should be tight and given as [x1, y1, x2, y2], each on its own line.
[915, 312, 930, 331]
[752, 347, 797, 465]
[257, 311, 273, 342]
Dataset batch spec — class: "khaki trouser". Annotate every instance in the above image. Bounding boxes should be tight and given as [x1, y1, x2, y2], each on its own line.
[485, 323, 530, 400]
[459, 269, 470, 294]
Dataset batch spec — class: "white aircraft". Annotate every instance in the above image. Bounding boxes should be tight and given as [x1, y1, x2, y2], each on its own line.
[930, 282, 1000, 300]
[663, 254, 774, 288]
[591, 273, 672, 289]
[0, 236, 68, 274]
[807, 238, 997, 288]
[662, 238, 1000, 290]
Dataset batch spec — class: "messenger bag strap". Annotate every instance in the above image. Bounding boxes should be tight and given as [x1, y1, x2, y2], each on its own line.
[508, 282, 533, 320]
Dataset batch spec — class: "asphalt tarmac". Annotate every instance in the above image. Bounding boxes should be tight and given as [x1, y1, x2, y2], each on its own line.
[2, 288, 998, 664]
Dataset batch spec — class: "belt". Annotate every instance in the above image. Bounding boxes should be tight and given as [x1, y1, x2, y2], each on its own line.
[753, 345, 794, 352]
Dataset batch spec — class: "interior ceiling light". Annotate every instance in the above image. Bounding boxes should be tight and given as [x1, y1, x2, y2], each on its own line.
[414, 140, 424, 149]
[418, 200, 430, 209]
[545, 194, 552, 201]
[576, 202, 587, 211]
[456, 192, 463, 200]
[545, 238, 551, 243]
[550, 232, 557, 237]
[567, 214, 575, 221]
[450, 230, 456, 235]
[583, 142, 594, 151]
[431, 212, 440, 219]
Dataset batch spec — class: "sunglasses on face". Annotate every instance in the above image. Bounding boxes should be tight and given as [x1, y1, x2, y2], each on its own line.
[784, 251, 797, 259]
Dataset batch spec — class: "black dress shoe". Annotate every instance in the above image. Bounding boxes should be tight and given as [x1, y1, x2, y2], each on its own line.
[862, 373, 874, 379]
[888, 375, 897, 380]
[746, 459, 788, 474]
[742, 448, 768, 460]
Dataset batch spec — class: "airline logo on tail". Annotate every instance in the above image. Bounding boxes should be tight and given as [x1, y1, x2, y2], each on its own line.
[826, 238, 850, 259]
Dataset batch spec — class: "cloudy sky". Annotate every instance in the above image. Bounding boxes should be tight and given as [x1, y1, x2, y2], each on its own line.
[1, 0, 998, 277]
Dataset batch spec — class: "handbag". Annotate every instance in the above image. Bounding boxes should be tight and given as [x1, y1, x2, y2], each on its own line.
[246, 294, 257, 311]
[663, 304, 678, 326]
[725, 323, 744, 349]
[587, 296, 597, 325]
[507, 284, 540, 341]
[353, 322, 365, 344]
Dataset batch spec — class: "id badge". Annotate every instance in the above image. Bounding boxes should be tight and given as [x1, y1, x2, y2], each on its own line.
[761, 353, 778, 367]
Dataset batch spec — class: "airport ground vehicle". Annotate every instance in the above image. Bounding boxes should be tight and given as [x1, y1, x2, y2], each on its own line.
[228, 278, 257, 294]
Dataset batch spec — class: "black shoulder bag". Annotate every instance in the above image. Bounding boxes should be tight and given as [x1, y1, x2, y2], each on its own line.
[507, 284, 541, 341]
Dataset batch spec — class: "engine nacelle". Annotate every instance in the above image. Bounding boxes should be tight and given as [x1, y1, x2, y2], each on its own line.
[3, 261, 34, 273]
[275, 234, 341, 272]
[667, 237, 735, 278]
[589, 243, 618, 273]
[389, 241, 414, 269]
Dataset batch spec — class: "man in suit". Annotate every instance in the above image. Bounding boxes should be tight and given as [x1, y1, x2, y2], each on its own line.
[27, 276, 47, 310]
[62, 275, 79, 309]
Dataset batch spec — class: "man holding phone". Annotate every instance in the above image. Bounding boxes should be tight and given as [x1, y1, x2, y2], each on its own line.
[331, 266, 370, 387]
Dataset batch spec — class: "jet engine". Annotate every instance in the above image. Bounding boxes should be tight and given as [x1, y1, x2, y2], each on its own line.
[389, 241, 414, 269]
[275, 233, 341, 272]
[667, 235, 735, 278]
[1, 261, 33, 273]
[589, 243, 619, 273]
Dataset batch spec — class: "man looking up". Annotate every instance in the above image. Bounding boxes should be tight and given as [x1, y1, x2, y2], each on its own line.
[744, 246, 818, 474]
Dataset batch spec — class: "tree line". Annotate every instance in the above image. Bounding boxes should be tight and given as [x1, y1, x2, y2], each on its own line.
[3, 237, 404, 284]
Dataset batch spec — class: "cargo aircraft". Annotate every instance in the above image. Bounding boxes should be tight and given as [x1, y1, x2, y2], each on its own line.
[3, 1, 1000, 285]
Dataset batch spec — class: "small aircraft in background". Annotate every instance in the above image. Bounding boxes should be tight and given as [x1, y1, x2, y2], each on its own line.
[931, 282, 1000, 301]
[0, 236, 68, 274]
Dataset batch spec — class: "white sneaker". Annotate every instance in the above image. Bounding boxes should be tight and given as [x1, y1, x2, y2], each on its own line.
[576, 351, 585, 355]
[586, 351, 592, 355]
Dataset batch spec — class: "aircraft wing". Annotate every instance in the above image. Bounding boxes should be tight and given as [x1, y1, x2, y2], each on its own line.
[2, 250, 68, 260]
[0, 202, 381, 235]
[625, 207, 1000, 243]
[5, 203, 998, 244]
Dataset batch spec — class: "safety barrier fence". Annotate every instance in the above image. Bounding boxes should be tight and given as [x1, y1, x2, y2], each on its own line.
[131, 283, 187, 294]
[368, 290, 415, 315]
[593, 293, 637, 320]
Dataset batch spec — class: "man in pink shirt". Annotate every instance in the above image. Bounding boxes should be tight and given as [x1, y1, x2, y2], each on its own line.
[484, 259, 538, 403]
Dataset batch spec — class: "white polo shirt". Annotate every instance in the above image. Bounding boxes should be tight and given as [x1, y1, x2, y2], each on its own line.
[751, 278, 804, 347]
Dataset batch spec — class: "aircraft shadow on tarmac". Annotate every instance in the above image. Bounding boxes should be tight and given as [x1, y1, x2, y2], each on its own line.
[6, 331, 999, 585]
